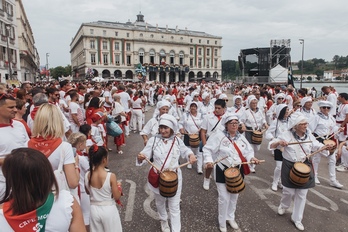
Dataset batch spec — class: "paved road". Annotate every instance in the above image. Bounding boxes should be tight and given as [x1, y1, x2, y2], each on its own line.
[106, 99, 348, 232]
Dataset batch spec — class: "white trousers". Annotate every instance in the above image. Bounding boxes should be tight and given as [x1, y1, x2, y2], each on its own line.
[341, 146, 348, 167]
[130, 109, 143, 132]
[312, 152, 337, 182]
[90, 204, 122, 232]
[272, 161, 282, 185]
[216, 183, 239, 228]
[154, 180, 182, 232]
[280, 187, 308, 223]
[80, 191, 91, 225]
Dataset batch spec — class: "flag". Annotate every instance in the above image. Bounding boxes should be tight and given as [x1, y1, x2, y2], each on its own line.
[288, 63, 295, 88]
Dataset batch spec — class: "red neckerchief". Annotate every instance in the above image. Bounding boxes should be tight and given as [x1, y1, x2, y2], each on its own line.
[48, 100, 57, 105]
[28, 137, 62, 158]
[214, 112, 223, 120]
[116, 90, 124, 93]
[30, 106, 40, 120]
[227, 137, 251, 175]
[78, 92, 84, 97]
[133, 96, 138, 101]
[77, 150, 89, 157]
[0, 119, 13, 128]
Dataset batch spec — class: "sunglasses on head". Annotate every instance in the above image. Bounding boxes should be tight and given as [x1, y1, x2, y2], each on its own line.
[0, 93, 15, 101]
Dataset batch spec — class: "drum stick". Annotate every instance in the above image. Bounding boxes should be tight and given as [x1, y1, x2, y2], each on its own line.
[213, 156, 229, 165]
[144, 157, 162, 173]
[244, 130, 254, 132]
[306, 147, 327, 159]
[327, 130, 340, 140]
[240, 160, 265, 165]
[288, 141, 312, 145]
[177, 161, 191, 169]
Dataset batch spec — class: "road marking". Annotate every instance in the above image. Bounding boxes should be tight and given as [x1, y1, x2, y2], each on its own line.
[340, 198, 348, 205]
[143, 184, 159, 220]
[125, 179, 136, 221]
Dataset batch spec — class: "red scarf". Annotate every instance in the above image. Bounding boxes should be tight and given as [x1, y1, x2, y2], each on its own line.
[77, 150, 89, 157]
[28, 137, 62, 158]
[116, 90, 124, 93]
[214, 112, 223, 120]
[3, 193, 54, 232]
[227, 138, 251, 175]
[0, 119, 13, 128]
[30, 106, 40, 121]
[133, 96, 138, 101]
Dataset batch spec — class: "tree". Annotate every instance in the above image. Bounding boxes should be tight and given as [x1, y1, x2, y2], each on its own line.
[333, 55, 340, 69]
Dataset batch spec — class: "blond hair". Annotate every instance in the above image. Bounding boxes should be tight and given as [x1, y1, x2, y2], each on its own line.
[32, 103, 65, 139]
[68, 132, 86, 147]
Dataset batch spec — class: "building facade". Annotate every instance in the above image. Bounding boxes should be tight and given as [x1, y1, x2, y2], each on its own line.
[15, 0, 39, 83]
[70, 13, 222, 83]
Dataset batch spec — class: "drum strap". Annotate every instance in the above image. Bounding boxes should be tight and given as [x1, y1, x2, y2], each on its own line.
[160, 137, 176, 172]
[227, 138, 250, 175]
[190, 113, 200, 130]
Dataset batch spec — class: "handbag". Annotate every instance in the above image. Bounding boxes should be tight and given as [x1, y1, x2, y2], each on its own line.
[53, 150, 70, 192]
[106, 120, 123, 136]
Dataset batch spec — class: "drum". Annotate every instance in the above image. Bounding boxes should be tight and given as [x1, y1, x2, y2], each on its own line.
[251, 130, 263, 145]
[224, 167, 245, 194]
[159, 171, 178, 198]
[323, 139, 336, 155]
[188, 134, 200, 148]
[289, 162, 311, 186]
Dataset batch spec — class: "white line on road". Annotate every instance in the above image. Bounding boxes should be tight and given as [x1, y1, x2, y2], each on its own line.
[125, 179, 137, 221]
[143, 184, 159, 220]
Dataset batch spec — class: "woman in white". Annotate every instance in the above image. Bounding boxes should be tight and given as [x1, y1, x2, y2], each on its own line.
[204, 114, 260, 232]
[241, 96, 268, 172]
[130, 91, 144, 133]
[265, 104, 289, 191]
[266, 93, 285, 123]
[179, 102, 203, 173]
[308, 101, 343, 188]
[112, 94, 128, 154]
[269, 112, 331, 231]
[297, 97, 316, 122]
[137, 114, 196, 232]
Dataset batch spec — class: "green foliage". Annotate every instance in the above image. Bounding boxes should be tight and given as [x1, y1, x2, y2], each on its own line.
[221, 60, 240, 80]
[47, 65, 72, 79]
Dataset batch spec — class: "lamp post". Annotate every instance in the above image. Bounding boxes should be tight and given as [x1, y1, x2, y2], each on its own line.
[299, 39, 304, 89]
[46, 53, 49, 79]
[5, 24, 12, 80]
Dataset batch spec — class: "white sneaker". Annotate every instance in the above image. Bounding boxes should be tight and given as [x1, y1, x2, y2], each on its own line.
[187, 164, 192, 169]
[330, 180, 343, 189]
[227, 220, 239, 229]
[250, 167, 256, 173]
[197, 168, 203, 174]
[219, 227, 227, 232]
[203, 178, 210, 190]
[271, 183, 277, 192]
[278, 206, 285, 215]
[292, 220, 304, 231]
[315, 177, 321, 185]
[278, 182, 283, 189]
[160, 220, 170, 232]
[336, 165, 348, 172]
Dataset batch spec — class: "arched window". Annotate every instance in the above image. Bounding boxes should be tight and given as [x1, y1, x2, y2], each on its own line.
[139, 48, 145, 64]
[170, 50, 175, 65]
[140, 33, 143, 37]
[160, 50, 166, 65]
[179, 51, 184, 65]
[149, 49, 155, 64]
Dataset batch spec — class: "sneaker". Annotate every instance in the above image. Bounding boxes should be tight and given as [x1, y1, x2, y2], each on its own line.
[203, 178, 210, 190]
[336, 165, 348, 172]
[250, 167, 256, 173]
[278, 206, 285, 215]
[197, 168, 203, 174]
[160, 220, 170, 232]
[315, 177, 321, 185]
[292, 220, 304, 231]
[330, 180, 343, 189]
[108, 148, 112, 151]
[271, 183, 277, 192]
[219, 227, 227, 232]
[227, 220, 239, 230]
[278, 182, 283, 189]
[117, 150, 123, 155]
[187, 164, 192, 169]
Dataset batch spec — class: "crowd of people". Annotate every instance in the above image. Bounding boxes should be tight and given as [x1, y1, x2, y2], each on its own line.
[0, 80, 347, 232]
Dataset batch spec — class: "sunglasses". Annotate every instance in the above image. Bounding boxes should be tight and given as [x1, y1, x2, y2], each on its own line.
[0, 93, 15, 100]
[228, 122, 239, 125]
[321, 106, 331, 109]
[296, 105, 301, 107]
[278, 98, 284, 100]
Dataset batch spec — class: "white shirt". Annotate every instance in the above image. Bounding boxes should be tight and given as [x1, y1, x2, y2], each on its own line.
[309, 113, 338, 137]
[179, 112, 202, 134]
[326, 92, 337, 116]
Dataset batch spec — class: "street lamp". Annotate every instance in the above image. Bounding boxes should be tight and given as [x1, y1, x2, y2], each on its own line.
[5, 24, 12, 80]
[46, 53, 49, 80]
[299, 39, 304, 89]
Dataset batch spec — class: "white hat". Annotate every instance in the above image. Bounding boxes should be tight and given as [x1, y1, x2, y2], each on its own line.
[276, 104, 288, 119]
[202, 92, 210, 100]
[157, 100, 171, 110]
[300, 97, 312, 107]
[215, 89, 222, 96]
[288, 112, 307, 129]
[159, 114, 177, 131]
[247, 95, 258, 108]
[275, 93, 285, 102]
[191, 91, 199, 99]
[318, 101, 333, 108]
[221, 114, 239, 125]
[219, 93, 228, 100]
[233, 95, 242, 104]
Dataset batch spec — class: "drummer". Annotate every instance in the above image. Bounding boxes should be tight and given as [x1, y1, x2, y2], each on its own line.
[203, 114, 260, 232]
[137, 114, 197, 232]
[269, 112, 331, 231]
[179, 101, 203, 173]
[265, 104, 289, 191]
[240, 96, 268, 173]
[308, 100, 344, 188]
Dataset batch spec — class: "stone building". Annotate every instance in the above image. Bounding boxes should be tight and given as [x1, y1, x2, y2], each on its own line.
[70, 12, 222, 82]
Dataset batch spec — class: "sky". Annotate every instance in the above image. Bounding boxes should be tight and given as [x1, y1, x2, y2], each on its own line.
[23, 0, 348, 68]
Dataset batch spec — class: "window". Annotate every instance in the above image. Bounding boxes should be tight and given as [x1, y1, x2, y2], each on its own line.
[140, 33, 143, 37]
[115, 31, 118, 36]
[5, 2, 13, 16]
[214, 49, 218, 56]
[170, 51, 175, 65]
[199, 39, 201, 44]
[207, 48, 210, 56]
[114, 42, 119, 51]
[161, 35, 164, 39]
[139, 49, 144, 64]
[215, 40, 217, 45]
[190, 38, 193, 43]
[180, 37, 183, 40]
[198, 48, 202, 56]
[206, 59, 210, 68]
[103, 54, 108, 64]
[103, 30, 106, 36]
[179, 52, 184, 65]
[102, 41, 107, 50]
[198, 58, 202, 68]
[90, 40, 95, 49]
[127, 55, 131, 65]
[149, 49, 155, 64]
[190, 58, 193, 68]
[127, 33, 130, 37]
[160, 50, 166, 64]
[207, 40, 209, 44]
[91, 54, 96, 64]
[190, 47, 193, 55]
[115, 54, 120, 65]
[150, 34, 154, 38]
[171, 36, 174, 39]
[126, 43, 131, 51]
[90, 29, 94, 35]
[214, 59, 218, 68]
